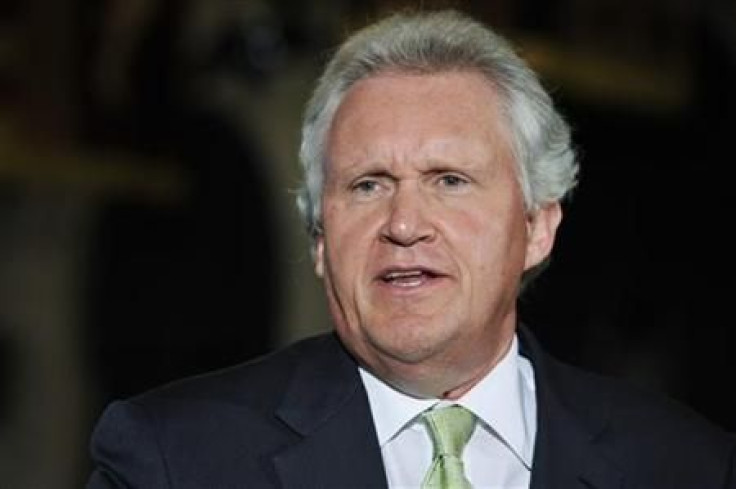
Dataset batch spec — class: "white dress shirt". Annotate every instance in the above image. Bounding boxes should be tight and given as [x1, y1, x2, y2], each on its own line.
[359, 335, 536, 489]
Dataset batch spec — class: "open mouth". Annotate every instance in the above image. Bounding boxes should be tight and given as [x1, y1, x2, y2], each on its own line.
[380, 268, 441, 288]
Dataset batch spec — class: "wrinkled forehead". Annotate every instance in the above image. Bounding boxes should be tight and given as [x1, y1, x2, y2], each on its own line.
[325, 70, 517, 169]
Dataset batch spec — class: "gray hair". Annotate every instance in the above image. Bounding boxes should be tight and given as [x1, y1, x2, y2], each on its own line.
[297, 9, 578, 244]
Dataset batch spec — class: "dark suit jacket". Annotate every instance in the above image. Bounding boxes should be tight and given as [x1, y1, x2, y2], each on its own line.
[87, 327, 736, 488]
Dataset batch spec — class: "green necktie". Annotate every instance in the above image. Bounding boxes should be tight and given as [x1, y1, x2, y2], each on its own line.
[421, 405, 476, 489]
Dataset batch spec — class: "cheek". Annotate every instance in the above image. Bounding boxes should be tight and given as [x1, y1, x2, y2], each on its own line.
[446, 209, 497, 254]
[323, 212, 376, 282]
[449, 208, 528, 278]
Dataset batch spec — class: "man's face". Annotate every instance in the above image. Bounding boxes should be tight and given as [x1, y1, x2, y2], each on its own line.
[315, 71, 560, 398]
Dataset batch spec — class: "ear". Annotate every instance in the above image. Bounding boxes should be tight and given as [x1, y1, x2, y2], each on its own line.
[524, 202, 562, 271]
[314, 235, 325, 278]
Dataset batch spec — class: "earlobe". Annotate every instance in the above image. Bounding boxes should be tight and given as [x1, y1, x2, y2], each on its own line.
[314, 237, 325, 277]
[524, 203, 562, 271]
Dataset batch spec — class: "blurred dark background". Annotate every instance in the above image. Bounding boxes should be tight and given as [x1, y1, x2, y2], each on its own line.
[0, 0, 733, 487]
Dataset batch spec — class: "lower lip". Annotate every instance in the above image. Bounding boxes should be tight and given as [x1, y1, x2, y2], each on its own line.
[375, 275, 447, 294]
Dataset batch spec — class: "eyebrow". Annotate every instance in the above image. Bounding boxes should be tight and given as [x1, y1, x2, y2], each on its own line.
[333, 160, 395, 180]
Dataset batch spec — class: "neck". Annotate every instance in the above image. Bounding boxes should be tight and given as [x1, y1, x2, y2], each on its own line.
[377, 328, 516, 400]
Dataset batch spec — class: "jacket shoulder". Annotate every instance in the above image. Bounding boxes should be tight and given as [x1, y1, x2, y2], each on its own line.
[545, 354, 736, 485]
[87, 333, 343, 488]
[550, 356, 729, 437]
[132, 332, 339, 412]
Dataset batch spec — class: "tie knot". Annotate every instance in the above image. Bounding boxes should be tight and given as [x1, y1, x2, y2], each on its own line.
[422, 405, 476, 458]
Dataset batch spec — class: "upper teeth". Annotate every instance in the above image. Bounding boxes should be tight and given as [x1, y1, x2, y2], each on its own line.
[385, 270, 423, 280]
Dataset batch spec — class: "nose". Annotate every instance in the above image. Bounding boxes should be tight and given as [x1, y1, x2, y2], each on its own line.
[381, 183, 435, 246]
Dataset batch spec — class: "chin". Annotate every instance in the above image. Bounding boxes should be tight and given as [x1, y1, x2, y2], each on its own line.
[367, 326, 458, 365]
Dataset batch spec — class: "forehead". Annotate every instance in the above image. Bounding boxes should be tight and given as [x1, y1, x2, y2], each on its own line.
[335, 70, 506, 127]
[327, 70, 513, 171]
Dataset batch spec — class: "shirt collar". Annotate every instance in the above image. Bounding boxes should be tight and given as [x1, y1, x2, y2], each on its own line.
[458, 335, 535, 467]
[359, 364, 437, 446]
[359, 334, 534, 466]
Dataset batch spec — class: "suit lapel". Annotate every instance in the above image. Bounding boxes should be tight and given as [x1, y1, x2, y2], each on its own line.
[269, 327, 627, 489]
[272, 334, 388, 489]
[520, 326, 625, 489]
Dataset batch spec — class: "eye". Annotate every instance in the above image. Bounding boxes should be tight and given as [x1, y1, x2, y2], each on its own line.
[352, 179, 380, 194]
[347, 171, 393, 200]
[437, 173, 469, 189]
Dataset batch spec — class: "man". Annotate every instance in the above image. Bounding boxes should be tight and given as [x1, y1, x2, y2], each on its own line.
[87, 10, 735, 488]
